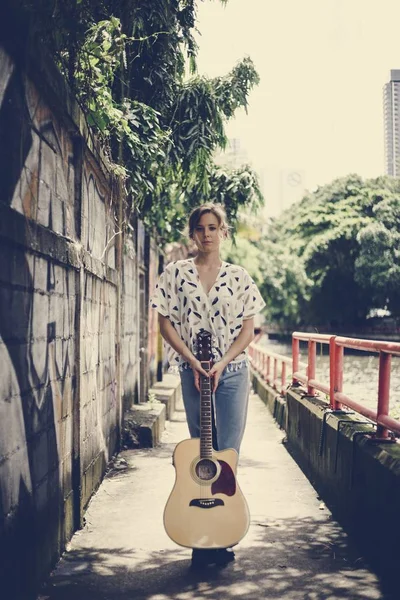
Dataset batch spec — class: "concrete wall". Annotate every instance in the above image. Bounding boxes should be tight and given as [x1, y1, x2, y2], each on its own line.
[0, 19, 158, 599]
[251, 370, 400, 585]
[148, 236, 160, 387]
[121, 231, 140, 413]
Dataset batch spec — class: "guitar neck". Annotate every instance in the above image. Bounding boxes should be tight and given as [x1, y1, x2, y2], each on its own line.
[200, 360, 213, 458]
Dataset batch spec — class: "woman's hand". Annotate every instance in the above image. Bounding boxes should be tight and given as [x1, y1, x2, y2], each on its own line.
[158, 316, 209, 392]
[208, 360, 227, 392]
[188, 357, 209, 392]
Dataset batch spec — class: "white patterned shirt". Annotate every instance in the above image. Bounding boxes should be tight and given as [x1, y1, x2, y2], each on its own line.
[150, 258, 266, 368]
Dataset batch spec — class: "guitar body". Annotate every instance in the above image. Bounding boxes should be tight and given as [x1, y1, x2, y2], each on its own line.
[164, 438, 250, 549]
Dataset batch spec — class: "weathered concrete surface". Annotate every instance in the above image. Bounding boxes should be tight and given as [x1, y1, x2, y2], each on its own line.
[39, 392, 396, 600]
[123, 402, 166, 448]
[1, 24, 162, 597]
[122, 375, 181, 448]
[283, 385, 400, 585]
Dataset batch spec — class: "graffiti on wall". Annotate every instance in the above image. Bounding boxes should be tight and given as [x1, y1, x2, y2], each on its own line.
[0, 39, 150, 595]
[82, 161, 115, 267]
[81, 271, 117, 466]
[0, 47, 76, 572]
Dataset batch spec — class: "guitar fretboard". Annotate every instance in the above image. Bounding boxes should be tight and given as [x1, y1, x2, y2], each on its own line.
[200, 361, 212, 458]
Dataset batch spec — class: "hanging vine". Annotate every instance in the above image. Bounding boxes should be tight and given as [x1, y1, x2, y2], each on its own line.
[18, 0, 263, 240]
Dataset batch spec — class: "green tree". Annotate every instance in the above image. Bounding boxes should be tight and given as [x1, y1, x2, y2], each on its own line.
[19, 0, 262, 239]
[355, 193, 400, 316]
[222, 237, 263, 283]
[257, 240, 310, 329]
[260, 174, 400, 329]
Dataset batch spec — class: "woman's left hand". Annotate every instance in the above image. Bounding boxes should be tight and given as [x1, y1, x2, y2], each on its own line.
[208, 361, 227, 392]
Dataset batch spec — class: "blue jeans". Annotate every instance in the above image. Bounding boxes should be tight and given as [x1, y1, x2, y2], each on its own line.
[179, 362, 250, 453]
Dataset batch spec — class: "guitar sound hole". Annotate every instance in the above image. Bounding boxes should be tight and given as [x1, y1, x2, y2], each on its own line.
[195, 459, 217, 481]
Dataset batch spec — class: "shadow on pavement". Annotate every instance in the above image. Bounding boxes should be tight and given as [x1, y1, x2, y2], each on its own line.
[40, 514, 395, 600]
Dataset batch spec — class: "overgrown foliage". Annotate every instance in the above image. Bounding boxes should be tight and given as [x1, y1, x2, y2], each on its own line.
[20, 0, 262, 239]
[239, 175, 400, 329]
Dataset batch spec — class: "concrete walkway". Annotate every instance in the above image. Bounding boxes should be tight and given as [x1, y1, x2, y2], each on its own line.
[39, 392, 396, 600]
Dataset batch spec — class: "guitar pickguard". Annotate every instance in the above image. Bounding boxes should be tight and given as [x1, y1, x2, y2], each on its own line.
[211, 460, 236, 496]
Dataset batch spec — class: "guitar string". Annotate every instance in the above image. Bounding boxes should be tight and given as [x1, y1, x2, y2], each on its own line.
[200, 360, 212, 501]
[200, 366, 204, 500]
[199, 338, 213, 502]
[201, 370, 205, 501]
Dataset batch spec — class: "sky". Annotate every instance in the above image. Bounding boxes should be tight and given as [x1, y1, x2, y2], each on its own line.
[194, 0, 400, 217]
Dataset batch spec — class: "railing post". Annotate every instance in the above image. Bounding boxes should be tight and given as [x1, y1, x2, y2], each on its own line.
[376, 352, 391, 439]
[334, 343, 344, 409]
[292, 336, 299, 384]
[307, 340, 316, 396]
[273, 358, 278, 390]
[281, 361, 286, 394]
[329, 336, 337, 409]
[266, 355, 271, 385]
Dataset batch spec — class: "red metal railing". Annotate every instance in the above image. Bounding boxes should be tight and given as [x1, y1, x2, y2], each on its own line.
[250, 333, 400, 439]
[249, 342, 307, 395]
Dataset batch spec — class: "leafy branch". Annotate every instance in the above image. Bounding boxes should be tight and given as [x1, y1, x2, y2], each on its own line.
[21, 0, 263, 242]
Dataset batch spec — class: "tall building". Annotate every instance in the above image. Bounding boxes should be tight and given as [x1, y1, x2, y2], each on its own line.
[383, 70, 400, 176]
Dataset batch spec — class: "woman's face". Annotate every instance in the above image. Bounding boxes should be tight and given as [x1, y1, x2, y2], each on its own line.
[193, 212, 222, 252]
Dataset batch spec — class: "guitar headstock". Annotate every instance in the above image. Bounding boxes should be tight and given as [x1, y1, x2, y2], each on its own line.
[196, 329, 213, 362]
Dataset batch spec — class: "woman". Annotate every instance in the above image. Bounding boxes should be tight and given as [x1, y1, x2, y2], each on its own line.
[151, 203, 265, 566]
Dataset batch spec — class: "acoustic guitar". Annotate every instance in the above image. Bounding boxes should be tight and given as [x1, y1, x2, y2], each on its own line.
[163, 329, 250, 549]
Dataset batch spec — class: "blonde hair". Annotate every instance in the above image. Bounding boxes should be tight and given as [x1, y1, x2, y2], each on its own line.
[187, 203, 230, 240]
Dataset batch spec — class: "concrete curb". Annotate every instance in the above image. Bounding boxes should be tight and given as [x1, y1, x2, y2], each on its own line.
[251, 370, 287, 429]
[123, 374, 181, 448]
[251, 366, 400, 587]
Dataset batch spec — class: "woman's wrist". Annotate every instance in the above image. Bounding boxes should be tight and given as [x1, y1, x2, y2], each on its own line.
[219, 355, 230, 368]
[182, 349, 196, 364]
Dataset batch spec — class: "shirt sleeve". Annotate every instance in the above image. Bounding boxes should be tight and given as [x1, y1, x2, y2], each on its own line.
[150, 271, 169, 317]
[242, 270, 266, 319]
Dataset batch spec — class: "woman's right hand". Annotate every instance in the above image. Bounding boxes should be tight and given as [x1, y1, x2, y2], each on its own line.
[188, 357, 209, 392]
[158, 317, 209, 392]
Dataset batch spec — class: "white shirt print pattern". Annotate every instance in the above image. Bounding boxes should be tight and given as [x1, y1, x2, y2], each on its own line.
[150, 258, 266, 368]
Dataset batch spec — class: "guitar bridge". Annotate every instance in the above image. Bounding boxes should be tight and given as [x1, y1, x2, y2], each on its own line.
[189, 498, 224, 509]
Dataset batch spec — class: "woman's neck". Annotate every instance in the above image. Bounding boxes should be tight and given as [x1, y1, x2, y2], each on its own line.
[194, 250, 221, 267]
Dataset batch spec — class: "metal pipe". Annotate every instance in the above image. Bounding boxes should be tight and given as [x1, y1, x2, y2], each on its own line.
[334, 344, 344, 411]
[307, 340, 316, 396]
[308, 379, 330, 396]
[378, 414, 400, 436]
[376, 352, 392, 439]
[336, 336, 400, 355]
[252, 334, 400, 440]
[292, 337, 299, 384]
[282, 361, 287, 393]
[334, 392, 377, 422]
[293, 371, 307, 385]
[293, 331, 332, 343]
[329, 336, 336, 409]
